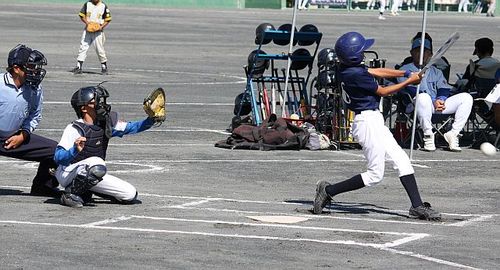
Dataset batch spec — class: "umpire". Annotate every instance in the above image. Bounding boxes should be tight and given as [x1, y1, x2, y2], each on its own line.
[0, 44, 60, 197]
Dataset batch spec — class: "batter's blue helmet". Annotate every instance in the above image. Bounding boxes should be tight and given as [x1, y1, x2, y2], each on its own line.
[334, 32, 374, 66]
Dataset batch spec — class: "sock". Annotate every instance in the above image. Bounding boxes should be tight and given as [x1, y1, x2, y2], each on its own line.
[399, 174, 423, 208]
[325, 174, 365, 197]
[77, 61, 83, 69]
[101, 62, 107, 69]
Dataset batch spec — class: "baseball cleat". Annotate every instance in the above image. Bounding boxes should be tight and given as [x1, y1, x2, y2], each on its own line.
[60, 193, 84, 208]
[313, 180, 331, 214]
[409, 202, 441, 221]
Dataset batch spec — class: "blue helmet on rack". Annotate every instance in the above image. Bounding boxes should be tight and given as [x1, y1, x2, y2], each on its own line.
[334, 32, 374, 66]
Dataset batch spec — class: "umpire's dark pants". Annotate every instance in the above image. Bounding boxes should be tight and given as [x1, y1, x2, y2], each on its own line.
[0, 134, 58, 189]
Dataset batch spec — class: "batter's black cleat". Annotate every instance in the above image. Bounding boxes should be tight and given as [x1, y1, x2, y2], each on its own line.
[409, 202, 441, 221]
[101, 67, 108, 75]
[60, 193, 84, 208]
[313, 180, 331, 214]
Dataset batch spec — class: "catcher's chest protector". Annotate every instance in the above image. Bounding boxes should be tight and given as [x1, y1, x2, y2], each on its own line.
[71, 122, 109, 163]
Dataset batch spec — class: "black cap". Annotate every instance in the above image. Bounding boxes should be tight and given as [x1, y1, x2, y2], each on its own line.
[7, 44, 32, 68]
[473, 37, 493, 55]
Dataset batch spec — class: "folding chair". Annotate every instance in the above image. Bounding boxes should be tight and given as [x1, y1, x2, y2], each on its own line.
[391, 91, 454, 149]
[462, 59, 500, 147]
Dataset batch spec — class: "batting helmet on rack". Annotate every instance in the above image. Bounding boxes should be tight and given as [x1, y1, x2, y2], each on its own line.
[298, 24, 319, 46]
[334, 32, 374, 66]
[233, 92, 252, 116]
[290, 48, 312, 70]
[255, 23, 275, 45]
[274, 23, 298, 46]
[247, 49, 269, 77]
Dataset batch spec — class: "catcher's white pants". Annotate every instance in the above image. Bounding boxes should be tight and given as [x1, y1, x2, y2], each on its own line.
[415, 92, 473, 135]
[76, 31, 107, 64]
[352, 110, 414, 187]
[55, 156, 137, 201]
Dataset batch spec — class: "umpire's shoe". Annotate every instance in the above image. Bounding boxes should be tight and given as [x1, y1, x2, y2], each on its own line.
[409, 202, 441, 221]
[60, 193, 84, 208]
[313, 180, 331, 214]
[30, 184, 62, 198]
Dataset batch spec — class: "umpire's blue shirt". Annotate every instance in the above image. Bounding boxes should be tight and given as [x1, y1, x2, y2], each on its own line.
[0, 72, 43, 138]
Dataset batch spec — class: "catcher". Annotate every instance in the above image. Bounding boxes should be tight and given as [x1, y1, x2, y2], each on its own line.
[53, 85, 166, 208]
[70, 0, 112, 75]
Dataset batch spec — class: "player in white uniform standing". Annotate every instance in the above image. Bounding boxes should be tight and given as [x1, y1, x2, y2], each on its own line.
[391, 0, 401, 15]
[71, 0, 111, 75]
[54, 85, 156, 208]
[378, 0, 387, 20]
[313, 32, 441, 221]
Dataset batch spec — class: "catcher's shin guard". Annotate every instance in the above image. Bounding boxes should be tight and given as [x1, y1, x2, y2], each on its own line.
[67, 164, 107, 196]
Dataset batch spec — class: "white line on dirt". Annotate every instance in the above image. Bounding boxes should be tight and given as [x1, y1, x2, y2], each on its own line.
[381, 247, 483, 270]
[131, 215, 428, 237]
[81, 216, 133, 226]
[447, 215, 495, 227]
[0, 218, 479, 269]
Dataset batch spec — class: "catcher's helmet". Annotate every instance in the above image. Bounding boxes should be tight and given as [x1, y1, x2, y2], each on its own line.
[274, 24, 298, 46]
[317, 47, 337, 68]
[255, 23, 275, 45]
[298, 24, 319, 46]
[334, 32, 374, 66]
[71, 84, 111, 119]
[7, 44, 47, 87]
[317, 69, 336, 89]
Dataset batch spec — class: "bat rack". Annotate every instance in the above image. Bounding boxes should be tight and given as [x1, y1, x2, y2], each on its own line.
[237, 27, 323, 127]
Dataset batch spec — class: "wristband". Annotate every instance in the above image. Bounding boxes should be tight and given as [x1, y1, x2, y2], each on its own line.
[404, 70, 412, 78]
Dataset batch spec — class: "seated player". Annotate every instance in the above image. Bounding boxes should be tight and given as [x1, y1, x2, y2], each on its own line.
[398, 32, 473, 152]
[459, 37, 500, 98]
[54, 84, 159, 208]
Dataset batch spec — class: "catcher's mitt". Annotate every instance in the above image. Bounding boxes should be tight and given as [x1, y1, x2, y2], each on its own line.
[143, 87, 166, 125]
[86, 22, 101, 33]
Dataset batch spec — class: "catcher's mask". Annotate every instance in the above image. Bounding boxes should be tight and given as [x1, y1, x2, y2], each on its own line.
[7, 44, 47, 87]
[71, 84, 111, 120]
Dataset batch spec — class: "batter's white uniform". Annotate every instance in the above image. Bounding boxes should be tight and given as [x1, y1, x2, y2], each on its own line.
[352, 110, 415, 186]
[340, 65, 414, 187]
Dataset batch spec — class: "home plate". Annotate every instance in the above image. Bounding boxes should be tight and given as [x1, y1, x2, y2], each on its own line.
[246, 216, 310, 224]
